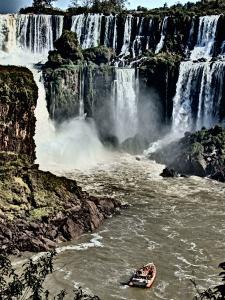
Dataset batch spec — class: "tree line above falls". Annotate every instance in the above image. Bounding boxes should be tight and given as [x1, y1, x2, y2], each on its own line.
[20, 0, 225, 17]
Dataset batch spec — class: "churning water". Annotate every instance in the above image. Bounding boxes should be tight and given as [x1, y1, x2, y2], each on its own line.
[29, 154, 225, 300]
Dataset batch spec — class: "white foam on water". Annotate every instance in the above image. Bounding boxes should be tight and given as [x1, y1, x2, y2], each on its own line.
[56, 233, 104, 253]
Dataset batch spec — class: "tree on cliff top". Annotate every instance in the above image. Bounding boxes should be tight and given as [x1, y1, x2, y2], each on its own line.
[192, 262, 225, 299]
[70, 0, 128, 12]
[33, 0, 57, 7]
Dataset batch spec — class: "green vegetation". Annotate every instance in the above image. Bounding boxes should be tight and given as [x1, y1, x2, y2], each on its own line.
[83, 46, 115, 65]
[0, 251, 100, 299]
[140, 52, 182, 69]
[19, 0, 225, 17]
[69, 0, 128, 14]
[193, 262, 225, 299]
[133, 0, 225, 17]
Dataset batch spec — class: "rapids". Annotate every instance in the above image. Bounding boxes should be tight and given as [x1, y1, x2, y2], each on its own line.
[19, 154, 225, 300]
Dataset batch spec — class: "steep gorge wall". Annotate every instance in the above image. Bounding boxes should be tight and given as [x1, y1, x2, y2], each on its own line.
[0, 65, 120, 254]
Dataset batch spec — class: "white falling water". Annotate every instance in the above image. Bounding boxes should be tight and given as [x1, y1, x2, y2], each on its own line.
[17, 14, 64, 54]
[70, 13, 157, 58]
[112, 68, 138, 142]
[104, 14, 116, 48]
[120, 15, 133, 56]
[172, 61, 225, 133]
[71, 14, 85, 44]
[155, 17, 168, 54]
[190, 15, 220, 60]
[71, 14, 102, 49]
[112, 15, 117, 50]
[131, 17, 144, 58]
[33, 65, 108, 171]
[0, 14, 17, 52]
[171, 15, 224, 135]
[0, 14, 63, 54]
[172, 61, 204, 133]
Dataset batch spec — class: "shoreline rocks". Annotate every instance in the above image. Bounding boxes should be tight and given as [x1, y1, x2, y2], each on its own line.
[151, 126, 225, 182]
[0, 166, 120, 254]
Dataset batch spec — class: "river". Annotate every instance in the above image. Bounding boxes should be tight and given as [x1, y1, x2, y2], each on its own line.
[28, 153, 225, 300]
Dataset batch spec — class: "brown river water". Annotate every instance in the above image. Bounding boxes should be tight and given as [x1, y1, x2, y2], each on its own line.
[17, 153, 225, 300]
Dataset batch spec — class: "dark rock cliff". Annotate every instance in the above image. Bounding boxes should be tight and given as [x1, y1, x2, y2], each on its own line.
[0, 65, 121, 254]
[151, 126, 225, 181]
[0, 66, 38, 163]
[139, 53, 181, 126]
[43, 31, 116, 141]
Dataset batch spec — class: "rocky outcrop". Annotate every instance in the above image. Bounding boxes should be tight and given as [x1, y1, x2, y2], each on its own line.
[139, 53, 182, 125]
[43, 31, 116, 140]
[151, 126, 225, 181]
[0, 66, 121, 254]
[0, 164, 120, 254]
[120, 134, 149, 155]
[160, 167, 179, 178]
[0, 66, 38, 163]
[44, 66, 81, 122]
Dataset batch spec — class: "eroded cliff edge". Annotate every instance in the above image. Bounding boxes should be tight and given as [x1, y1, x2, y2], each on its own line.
[0, 66, 120, 254]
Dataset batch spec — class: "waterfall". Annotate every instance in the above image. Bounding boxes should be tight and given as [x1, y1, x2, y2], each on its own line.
[131, 17, 145, 58]
[120, 15, 133, 56]
[112, 68, 138, 142]
[0, 14, 17, 52]
[17, 14, 63, 53]
[71, 14, 102, 49]
[171, 14, 224, 135]
[0, 14, 63, 54]
[190, 15, 220, 60]
[71, 13, 156, 59]
[172, 61, 225, 133]
[155, 17, 168, 54]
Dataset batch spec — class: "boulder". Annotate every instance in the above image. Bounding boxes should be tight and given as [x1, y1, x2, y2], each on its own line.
[160, 167, 179, 178]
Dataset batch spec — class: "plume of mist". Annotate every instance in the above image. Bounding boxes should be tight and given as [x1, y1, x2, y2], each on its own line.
[33, 68, 110, 171]
[138, 87, 163, 141]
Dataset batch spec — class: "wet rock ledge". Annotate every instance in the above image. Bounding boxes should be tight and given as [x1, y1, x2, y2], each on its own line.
[0, 66, 120, 255]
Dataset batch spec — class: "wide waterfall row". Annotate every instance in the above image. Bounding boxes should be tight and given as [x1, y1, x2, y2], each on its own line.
[1, 13, 225, 58]
[71, 14, 161, 57]
[0, 14, 63, 53]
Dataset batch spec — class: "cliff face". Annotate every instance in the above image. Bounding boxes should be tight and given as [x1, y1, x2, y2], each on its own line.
[0, 65, 121, 254]
[44, 66, 81, 122]
[43, 31, 117, 141]
[0, 66, 38, 163]
[139, 53, 181, 125]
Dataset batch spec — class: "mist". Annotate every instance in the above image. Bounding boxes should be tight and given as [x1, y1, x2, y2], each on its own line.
[33, 68, 110, 171]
